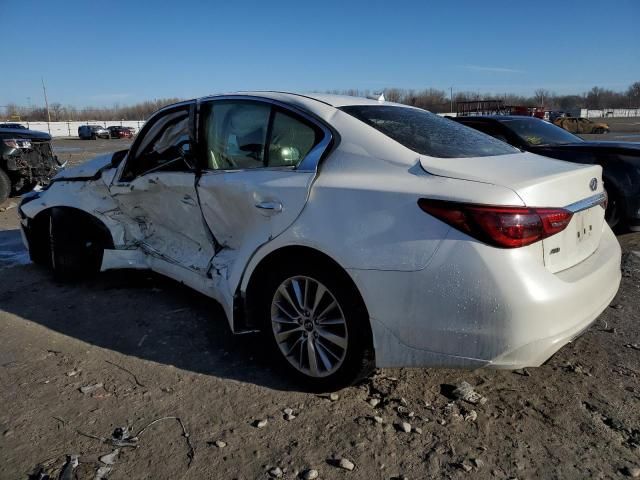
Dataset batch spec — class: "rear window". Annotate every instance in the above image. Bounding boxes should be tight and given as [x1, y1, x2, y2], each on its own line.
[340, 105, 518, 158]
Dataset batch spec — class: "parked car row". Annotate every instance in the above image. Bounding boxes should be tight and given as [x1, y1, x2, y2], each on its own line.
[78, 125, 136, 140]
[18, 92, 630, 390]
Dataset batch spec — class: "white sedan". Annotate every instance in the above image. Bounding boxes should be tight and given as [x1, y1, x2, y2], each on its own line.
[18, 92, 621, 390]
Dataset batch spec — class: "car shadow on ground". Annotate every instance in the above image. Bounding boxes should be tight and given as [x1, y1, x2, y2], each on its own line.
[0, 229, 298, 392]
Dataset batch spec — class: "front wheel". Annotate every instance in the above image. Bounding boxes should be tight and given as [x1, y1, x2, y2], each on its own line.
[261, 261, 374, 391]
[49, 209, 106, 281]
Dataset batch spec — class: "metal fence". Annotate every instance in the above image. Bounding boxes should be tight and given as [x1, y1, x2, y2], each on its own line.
[7, 120, 146, 138]
[580, 108, 640, 118]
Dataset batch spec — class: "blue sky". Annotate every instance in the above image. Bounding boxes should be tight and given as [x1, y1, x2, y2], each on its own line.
[2, 0, 639, 107]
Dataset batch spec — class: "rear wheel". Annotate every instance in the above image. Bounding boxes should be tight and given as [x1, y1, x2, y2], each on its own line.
[0, 168, 10, 203]
[260, 260, 374, 391]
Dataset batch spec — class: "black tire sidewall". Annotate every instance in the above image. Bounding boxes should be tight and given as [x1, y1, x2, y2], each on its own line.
[0, 168, 10, 203]
[258, 259, 374, 392]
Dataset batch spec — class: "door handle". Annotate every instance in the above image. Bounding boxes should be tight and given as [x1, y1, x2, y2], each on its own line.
[255, 201, 283, 213]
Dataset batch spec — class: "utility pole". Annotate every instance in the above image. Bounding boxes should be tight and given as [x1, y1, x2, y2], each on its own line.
[450, 86, 453, 113]
[41, 77, 51, 134]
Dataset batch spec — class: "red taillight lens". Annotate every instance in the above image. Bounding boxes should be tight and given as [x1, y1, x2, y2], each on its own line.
[418, 199, 573, 248]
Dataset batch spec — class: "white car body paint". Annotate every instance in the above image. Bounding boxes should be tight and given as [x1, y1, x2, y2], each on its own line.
[19, 92, 622, 369]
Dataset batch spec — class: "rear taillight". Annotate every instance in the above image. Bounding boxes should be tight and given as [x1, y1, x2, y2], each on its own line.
[418, 199, 573, 248]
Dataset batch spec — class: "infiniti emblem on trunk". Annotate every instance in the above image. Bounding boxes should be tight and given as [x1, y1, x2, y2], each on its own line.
[589, 178, 598, 191]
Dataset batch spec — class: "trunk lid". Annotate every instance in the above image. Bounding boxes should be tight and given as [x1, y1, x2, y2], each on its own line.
[420, 151, 606, 272]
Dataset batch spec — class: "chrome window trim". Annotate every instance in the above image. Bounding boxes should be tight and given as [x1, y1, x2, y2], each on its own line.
[197, 94, 334, 173]
[564, 192, 607, 213]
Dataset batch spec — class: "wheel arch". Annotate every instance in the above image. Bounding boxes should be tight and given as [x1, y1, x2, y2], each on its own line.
[239, 245, 371, 335]
[28, 206, 115, 265]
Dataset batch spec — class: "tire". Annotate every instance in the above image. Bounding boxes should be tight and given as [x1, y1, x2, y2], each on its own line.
[0, 168, 10, 203]
[49, 209, 106, 281]
[259, 258, 375, 392]
[604, 187, 624, 230]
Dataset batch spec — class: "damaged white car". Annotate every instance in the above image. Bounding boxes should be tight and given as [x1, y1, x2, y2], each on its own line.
[19, 92, 621, 390]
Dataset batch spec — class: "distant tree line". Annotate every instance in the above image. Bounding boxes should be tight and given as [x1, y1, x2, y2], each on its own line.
[3, 81, 639, 121]
[2, 98, 182, 122]
[327, 81, 640, 113]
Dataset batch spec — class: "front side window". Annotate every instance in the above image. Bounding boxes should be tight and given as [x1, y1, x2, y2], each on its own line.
[500, 118, 582, 146]
[341, 105, 518, 158]
[122, 107, 191, 180]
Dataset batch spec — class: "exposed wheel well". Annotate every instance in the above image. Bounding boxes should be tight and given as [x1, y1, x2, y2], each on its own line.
[241, 246, 370, 333]
[29, 207, 115, 266]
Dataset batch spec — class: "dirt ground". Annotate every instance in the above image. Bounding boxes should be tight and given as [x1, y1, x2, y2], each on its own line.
[0, 136, 639, 479]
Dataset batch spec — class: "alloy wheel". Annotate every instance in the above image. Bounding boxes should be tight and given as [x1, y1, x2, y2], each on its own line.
[270, 276, 348, 378]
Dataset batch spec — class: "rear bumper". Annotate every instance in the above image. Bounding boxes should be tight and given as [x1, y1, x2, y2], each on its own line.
[349, 223, 622, 369]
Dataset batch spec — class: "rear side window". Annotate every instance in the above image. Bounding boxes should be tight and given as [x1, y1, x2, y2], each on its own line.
[268, 111, 321, 167]
[341, 105, 518, 158]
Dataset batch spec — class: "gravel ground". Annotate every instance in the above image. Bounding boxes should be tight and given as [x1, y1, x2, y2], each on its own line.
[0, 135, 639, 479]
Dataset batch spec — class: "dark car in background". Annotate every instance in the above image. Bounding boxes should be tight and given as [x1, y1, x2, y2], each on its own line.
[453, 115, 640, 230]
[0, 126, 65, 202]
[107, 126, 134, 139]
[0, 123, 28, 130]
[78, 125, 110, 140]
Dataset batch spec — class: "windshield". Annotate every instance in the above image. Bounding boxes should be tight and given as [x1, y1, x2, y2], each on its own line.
[500, 118, 583, 146]
[340, 105, 518, 158]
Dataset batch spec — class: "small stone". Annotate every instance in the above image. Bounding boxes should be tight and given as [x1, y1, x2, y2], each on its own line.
[400, 397, 408, 406]
[214, 440, 226, 448]
[268, 466, 283, 478]
[66, 369, 80, 377]
[513, 368, 530, 377]
[301, 468, 319, 479]
[255, 419, 268, 428]
[451, 382, 487, 405]
[80, 383, 103, 394]
[439, 419, 446, 425]
[460, 461, 473, 472]
[397, 421, 412, 433]
[283, 407, 294, 415]
[472, 458, 484, 468]
[337, 458, 355, 471]
[99, 449, 119, 465]
[373, 416, 383, 424]
[284, 413, 296, 421]
[414, 427, 423, 434]
[368, 398, 381, 407]
[329, 393, 339, 401]
[623, 466, 640, 478]
[464, 410, 478, 422]
[611, 304, 624, 310]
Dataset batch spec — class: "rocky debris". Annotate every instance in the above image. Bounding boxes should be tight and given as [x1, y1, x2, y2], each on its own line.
[513, 368, 531, 376]
[329, 393, 339, 401]
[99, 449, 119, 465]
[414, 427, 423, 434]
[268, 466, 283, 478]
[300, 468, 319, 479]
[330, 457, 355, 471]
[254, 419, 268, 429]
[79, 383, 103, 394]
[368, 398, 381, 408]
[622, 466, 640, 478]
[214, 440, 227, 448]
[373, 415, 384, 424]
[396, 421, 412, 433]
[611, 304, 624, 310]
[451, 382, 487, 405]
[283, 407, 296, 421]
[464, 410, 478, 422]
[472, 458, 484, 468]
[625, 343, 640, 351]
[66, 369, 80, 377]
[94, 465, 112, 479]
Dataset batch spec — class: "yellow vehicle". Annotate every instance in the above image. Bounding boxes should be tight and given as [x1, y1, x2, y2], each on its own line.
[554, 117, 609, 134]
